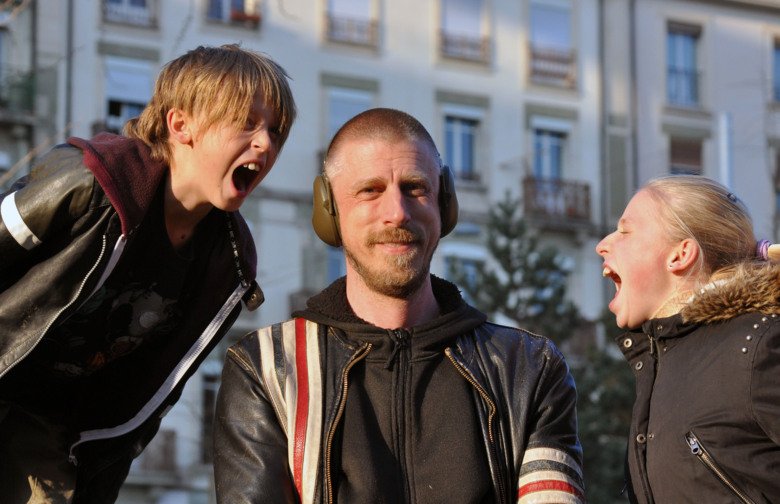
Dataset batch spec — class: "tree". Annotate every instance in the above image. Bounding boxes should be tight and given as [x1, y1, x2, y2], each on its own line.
[448, 191, 634, 503]
[449, 192, 579, 346]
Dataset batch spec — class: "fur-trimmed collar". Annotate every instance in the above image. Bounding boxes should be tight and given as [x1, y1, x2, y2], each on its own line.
[681, 263, 780, 324]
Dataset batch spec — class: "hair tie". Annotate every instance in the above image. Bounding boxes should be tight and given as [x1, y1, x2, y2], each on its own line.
[756, 239, 771, 261]
[727, 192, 738, 203]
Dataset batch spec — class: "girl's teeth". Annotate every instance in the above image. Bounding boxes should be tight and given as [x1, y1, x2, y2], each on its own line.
[602, 267, 612, 277]
[247, 162, 259, 171]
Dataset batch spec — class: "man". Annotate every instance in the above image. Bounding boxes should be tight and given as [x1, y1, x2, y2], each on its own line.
[214, 108, 584, 503]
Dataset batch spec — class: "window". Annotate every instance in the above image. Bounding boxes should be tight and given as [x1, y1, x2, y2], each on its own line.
[529, 0, 575, 87]
[326, 0, 377, 46]
[773, 40, 780, 102]
[103, 57, 152, 134]
[669, 137, 702, 175]
[440, 0, 489, 62]
[533, 129, 566, 180]
[207, 0, 261, 26]
[103, 0, 155, 26]
[445, 116, 479, 181]
[326, 86, 373, 139]
[667, 23, 700, 107]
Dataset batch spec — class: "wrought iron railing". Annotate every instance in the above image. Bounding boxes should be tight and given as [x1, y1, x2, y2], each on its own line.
[326, 14, 378, 47]
[522, 176, 590, 224]
[103, 1, 156, 27]
[529, 44, 576, 88]
[667, 67, 700, 107]
[440, 31, 490, 63]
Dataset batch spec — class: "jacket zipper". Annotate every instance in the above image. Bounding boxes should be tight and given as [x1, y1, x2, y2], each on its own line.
[325, 342, 372, 504]
[0, 234, 111, 381]
[444, 347, 506, 501]
[685, 431, 757, 504]
[392, 329, 412, 504]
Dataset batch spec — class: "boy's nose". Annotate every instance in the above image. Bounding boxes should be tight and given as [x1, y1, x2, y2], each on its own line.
[595, 235, 610, 256]
[252, 128, 272, 151]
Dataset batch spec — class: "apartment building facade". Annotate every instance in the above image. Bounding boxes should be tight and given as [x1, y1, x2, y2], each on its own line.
[1, 0, 778, 502]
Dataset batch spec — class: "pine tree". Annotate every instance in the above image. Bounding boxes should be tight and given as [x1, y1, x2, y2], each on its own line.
[449, 191, 579, 346]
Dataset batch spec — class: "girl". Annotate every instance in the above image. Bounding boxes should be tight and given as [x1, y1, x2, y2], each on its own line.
[596, 175, 779, 504]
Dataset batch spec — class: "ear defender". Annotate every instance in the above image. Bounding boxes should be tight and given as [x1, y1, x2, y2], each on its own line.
[438, 165, 459, 237]
[311, 166, 459, 247]
[312, 174, 342, 247]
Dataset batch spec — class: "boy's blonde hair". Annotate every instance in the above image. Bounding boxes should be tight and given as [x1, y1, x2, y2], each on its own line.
[642, 175, 756, 281]
[125, 44, 297, 163]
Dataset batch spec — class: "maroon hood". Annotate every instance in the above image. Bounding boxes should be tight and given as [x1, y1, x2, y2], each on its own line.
[67, 133, 166, 236]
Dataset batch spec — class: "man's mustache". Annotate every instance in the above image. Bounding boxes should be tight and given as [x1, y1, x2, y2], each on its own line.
[366, 227, 423, 246]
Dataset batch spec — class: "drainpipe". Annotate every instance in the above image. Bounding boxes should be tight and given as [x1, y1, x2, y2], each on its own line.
[629, 0, 638, 191]
[65, 0, 73, 138]
[718, 112, 733, 189]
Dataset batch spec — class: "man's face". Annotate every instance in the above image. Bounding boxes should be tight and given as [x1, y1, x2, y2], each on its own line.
[329, 136, 442, 299]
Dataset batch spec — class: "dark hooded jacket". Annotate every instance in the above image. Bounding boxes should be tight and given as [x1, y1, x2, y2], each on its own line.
[213, 276, 585, 504]
[620, 263, 780, 504]
[0, 133, 262, 501]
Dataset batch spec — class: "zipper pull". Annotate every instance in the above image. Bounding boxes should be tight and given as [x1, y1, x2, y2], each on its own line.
[685, 433, 701, 455]
[384, 329, 410, 369]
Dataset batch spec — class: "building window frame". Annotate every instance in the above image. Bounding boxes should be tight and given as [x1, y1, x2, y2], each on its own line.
[669, 136, 703, 175]
[667, 21, 702, 108]
[441, 103, 484, 183]
[528, 0, 576, 88]
[103, 0, 157, 27]
[325, 0, 378, 47]
[439, 0, 490, 63]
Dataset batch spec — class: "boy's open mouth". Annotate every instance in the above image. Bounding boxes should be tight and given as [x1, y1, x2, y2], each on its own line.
[232, 162, 262, 193]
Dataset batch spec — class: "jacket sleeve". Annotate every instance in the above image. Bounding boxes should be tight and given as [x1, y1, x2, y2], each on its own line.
[518, 340, 585, 503]
[0, 146, 94, 281]
[213, 342, 297, 504]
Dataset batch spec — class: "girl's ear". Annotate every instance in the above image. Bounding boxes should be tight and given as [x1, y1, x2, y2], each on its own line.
[166, 108, 192, 144]
[667, 238, 700, 273]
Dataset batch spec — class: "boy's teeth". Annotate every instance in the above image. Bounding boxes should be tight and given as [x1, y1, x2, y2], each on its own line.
[602, 267, 612, 277]
[246, 162, 259, 171]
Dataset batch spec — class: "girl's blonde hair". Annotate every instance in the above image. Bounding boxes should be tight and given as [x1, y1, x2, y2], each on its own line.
[125, 44, 297, 163]
[642, 175, 756, 281]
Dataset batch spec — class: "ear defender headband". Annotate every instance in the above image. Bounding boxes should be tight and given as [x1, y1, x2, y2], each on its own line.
[312, 166, 459, 247]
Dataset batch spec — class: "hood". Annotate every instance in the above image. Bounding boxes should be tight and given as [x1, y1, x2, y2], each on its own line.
[681, 262, 780, 325]
[292, 275, 487, 343]
[68, 133, 166, 235]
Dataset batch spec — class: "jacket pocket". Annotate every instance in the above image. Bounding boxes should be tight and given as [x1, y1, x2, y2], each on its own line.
[685, 431, 757, 504]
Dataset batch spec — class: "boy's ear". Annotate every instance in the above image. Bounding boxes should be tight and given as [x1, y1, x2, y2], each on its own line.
[167, 108, 192, 144]
[667, 238, 699, 273]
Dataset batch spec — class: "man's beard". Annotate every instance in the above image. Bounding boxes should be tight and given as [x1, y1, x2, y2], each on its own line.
[344, 226, 438, 299]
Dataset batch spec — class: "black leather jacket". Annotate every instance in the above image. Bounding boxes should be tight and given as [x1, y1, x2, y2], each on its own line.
[0, 134, 262, 501]
[620, 264, 780, 504]
[214, 279, 584, 504]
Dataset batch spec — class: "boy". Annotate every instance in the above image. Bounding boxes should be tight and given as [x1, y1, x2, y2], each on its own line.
[0, 44, 296, 502]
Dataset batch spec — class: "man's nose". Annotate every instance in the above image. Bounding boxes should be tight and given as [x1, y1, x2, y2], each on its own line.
[380, 187, 411, 226]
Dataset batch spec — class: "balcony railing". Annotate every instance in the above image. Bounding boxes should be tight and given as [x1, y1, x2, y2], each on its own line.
[522, 176, 590, 226]
[440, 31, 490, 63]
[326, 14, 378, 48]
[0, 69, 34, 114]
[529, 44, 576, 88]
[667, 67, 700, 107]
[103, 1, 156, 27]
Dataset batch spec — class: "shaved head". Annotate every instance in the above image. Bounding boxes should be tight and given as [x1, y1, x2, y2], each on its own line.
[324, 108, 441, 177]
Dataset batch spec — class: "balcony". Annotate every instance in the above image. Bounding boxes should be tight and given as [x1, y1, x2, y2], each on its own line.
[522, 176, 590, 230]
[103, 1, 156, 28]
[325, 14, 378, 48]
[529, 44, 576, 89]
[440, 31, 490, 64]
